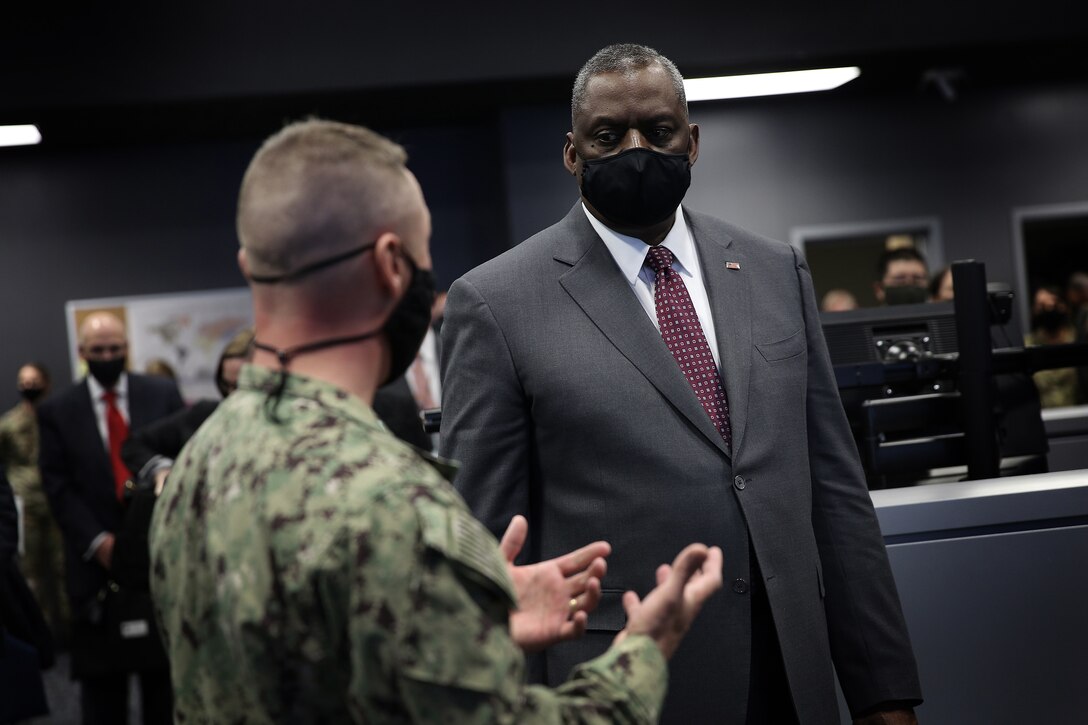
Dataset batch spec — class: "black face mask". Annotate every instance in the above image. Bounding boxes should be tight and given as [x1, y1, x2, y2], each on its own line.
[883, 285, 929, 306]
[19, 387, 45, 403]
[1032, 309, 1069, 333]
[580, 147, 691, 228]
[251, 241, 435, 418]
[87, 357, 126, 389]
[383, 256, 436, 384]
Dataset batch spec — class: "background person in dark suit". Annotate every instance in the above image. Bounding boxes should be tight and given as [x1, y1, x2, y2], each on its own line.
[38, 311, 184, 724]
[373, 291, 445, 451]
[373, 331, 441, 451]
[441, 44, 921, 724]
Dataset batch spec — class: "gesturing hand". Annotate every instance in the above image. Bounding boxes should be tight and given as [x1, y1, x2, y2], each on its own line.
[500, 515, 610, 652]
[616, 543, 724, 660]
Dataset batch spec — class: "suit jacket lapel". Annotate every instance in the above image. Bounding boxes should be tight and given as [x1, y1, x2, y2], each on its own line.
[688, 210, 751, 458]
[555, 204, 731, 459]
[75, 380, 114, 478]
[127, 374, 150, 430]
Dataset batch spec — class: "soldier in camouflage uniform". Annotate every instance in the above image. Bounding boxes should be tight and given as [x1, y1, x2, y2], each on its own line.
[0, 362, 69, 644]
[149, 119, 723, 723]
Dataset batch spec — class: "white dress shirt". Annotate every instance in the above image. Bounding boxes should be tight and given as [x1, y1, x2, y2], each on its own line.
[85, 371, 130, 451]
[405, 327, 441, 409]
[84, 371, 130, 559]
[582, 204, 722, 370]
[406, 327, 442, 452]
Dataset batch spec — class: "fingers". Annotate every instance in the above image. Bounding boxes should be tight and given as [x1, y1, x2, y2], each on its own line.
[660, 543, 710, 600]
[499, 515, 528, 563]
[683, 546, 724, 606]
[621, 589, 642, 620]
[555, 540, 611, 576]
[565, 555, 607, 597]
[556, 610, 589, 642]
[655, 563, 671, 587]
[572, 574, 603, 616]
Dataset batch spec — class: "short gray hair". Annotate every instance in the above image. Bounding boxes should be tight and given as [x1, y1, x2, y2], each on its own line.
[571, 44, 687, 125]
[237, 119, 412, 279]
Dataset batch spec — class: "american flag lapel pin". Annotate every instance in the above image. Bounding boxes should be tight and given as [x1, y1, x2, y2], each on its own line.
[725, 261, 741, 270]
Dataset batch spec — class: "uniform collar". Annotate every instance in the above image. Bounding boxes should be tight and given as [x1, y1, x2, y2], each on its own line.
[238, 364, 460, 480]
[238, 363, 385, 433]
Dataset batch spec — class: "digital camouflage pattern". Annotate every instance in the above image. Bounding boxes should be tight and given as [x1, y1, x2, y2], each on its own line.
[150, 365, 667, 723]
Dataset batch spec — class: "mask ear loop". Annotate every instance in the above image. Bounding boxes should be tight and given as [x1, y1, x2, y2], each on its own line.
[251, 345, 292, 423]
[252, 330, 382, 423]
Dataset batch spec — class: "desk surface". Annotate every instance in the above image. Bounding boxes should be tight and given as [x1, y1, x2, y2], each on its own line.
[871, 469, 1088, 537]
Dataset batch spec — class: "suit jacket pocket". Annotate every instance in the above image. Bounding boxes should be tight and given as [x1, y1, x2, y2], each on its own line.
[755, 328, 806, 362]
[586, 589, 628, 632]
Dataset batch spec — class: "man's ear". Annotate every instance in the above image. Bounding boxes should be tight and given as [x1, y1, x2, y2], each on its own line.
[687, 123, 700, 166]
[563, 132, 578, 177]
[873, 281, 886, 304]
[372, 233, 410, 296]
[237, 248, 249, 278]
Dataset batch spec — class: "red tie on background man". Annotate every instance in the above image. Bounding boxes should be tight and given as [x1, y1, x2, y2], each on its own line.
[102, 389, 131, 500]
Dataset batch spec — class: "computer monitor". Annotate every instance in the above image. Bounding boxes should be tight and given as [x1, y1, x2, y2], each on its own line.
[820, 300, 1047, 488]
[821, 301, 957, 367]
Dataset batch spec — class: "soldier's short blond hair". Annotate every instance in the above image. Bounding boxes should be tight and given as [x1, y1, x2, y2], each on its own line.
[237, 119, 412, 279]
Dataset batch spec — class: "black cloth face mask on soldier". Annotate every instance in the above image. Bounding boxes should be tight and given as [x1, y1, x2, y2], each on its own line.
[249, 240, 435, 419]
[579, 147, 692, 229]
[1032, 308, 1070, 334]
[18, 386, 45, 403]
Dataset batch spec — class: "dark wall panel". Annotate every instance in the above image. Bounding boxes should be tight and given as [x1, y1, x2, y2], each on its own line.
[0, 123, 507, 406]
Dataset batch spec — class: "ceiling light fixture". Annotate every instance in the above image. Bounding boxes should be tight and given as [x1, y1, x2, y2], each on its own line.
[684, 66, 861, 102]
[0, 124, 42, 147]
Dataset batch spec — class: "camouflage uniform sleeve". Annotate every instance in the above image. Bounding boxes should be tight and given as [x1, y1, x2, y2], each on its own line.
[383, 490, 668, 724]
[0, 412, 13, 463]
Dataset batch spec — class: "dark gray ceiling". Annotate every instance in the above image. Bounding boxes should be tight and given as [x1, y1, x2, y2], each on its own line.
[3, 1, 1085, 142]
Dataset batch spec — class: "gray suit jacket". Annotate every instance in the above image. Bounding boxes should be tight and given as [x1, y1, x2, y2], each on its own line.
[441, 203, 921, 723]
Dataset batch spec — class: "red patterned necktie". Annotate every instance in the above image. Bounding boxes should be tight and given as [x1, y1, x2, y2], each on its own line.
[102, 389, 131, 500]
[645, 245, 732, 447]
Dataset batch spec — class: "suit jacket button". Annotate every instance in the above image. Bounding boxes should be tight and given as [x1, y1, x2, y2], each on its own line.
[732, 578, 749, 594]
[733, 475, 746, 490]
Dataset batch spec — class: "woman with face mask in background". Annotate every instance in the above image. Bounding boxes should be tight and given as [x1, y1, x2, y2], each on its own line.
[0, 362, 70, 649]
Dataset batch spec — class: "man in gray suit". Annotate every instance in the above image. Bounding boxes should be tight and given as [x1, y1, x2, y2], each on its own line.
[441, 44, 922, 724]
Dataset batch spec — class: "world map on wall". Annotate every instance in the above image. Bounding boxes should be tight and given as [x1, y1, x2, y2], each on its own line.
[68, 288, 253, 403]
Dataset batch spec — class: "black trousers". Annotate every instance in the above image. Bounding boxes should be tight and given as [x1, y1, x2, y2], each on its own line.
[80, 668, 172, 725]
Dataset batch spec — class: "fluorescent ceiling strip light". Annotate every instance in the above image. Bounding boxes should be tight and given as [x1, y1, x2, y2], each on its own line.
[684, 66, 861, 101]
[0, 124, 42, 147]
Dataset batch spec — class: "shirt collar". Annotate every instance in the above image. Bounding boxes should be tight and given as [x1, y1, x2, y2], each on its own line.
[581, 203, 696, 283]
[237, 363, 385, 432]
[86, 370, 128, 401]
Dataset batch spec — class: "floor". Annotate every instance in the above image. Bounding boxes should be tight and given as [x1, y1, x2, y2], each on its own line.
[22, 654, 142, 725]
